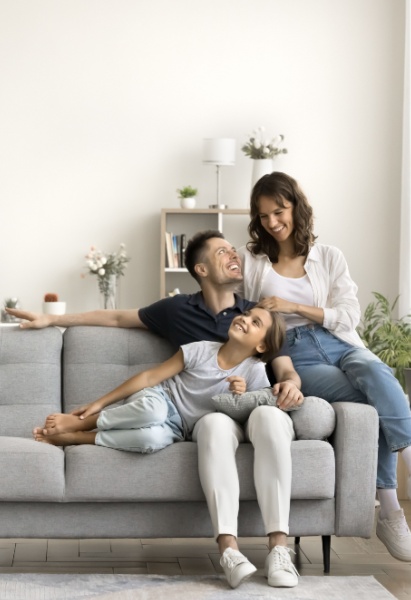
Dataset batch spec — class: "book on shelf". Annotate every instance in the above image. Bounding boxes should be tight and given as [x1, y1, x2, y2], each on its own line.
[165, 232, 187, 268]
[180, 234, 186, 268]
[172, 234, 179, 268]
[165, 232, 174, 268]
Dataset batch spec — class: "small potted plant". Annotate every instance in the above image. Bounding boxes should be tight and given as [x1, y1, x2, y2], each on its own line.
[177, 185, 198, 209]
[357, 292, 411, 394]
[43, 293, 66, 315]
[1, 298, 20, 323]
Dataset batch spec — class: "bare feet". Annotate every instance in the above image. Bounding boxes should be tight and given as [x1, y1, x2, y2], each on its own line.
[34, 430, 97, 446]
[40, 413, 98, 436]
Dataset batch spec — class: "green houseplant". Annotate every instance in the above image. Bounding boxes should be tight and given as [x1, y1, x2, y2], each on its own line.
[177, 186, 197, 209]
[357, 292, 411, 392]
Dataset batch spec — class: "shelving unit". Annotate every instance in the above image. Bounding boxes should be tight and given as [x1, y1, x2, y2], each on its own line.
[160, 208, 249, 297]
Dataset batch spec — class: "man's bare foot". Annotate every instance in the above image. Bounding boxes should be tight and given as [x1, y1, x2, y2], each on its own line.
[34, 430, 96, 446]
[42, 413, 97, 436]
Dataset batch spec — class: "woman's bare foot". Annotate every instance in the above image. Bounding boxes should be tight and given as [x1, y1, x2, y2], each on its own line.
[42, 413, 98, 435]
[34, 430, 97, 446]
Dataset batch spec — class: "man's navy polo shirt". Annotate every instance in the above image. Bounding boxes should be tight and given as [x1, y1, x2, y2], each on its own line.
[139, 292, 255, 351]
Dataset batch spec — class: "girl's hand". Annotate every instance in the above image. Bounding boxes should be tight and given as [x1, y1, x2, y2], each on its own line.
[259, 296, 297, 314]
[226, 376, 247, 395]
[71, 400, 104, 419]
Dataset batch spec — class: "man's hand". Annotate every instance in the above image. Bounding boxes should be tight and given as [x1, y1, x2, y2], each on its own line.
[226, 376, 247, 395]
[5, 308, 53, 329]
[272, 380, 304, 411]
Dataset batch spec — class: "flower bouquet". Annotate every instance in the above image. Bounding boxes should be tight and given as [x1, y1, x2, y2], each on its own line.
[84, 244, 130, 309]
[241, 127, 287, 159]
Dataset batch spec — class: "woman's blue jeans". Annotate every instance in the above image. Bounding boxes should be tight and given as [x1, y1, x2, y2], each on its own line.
[286, 325, 411, 489]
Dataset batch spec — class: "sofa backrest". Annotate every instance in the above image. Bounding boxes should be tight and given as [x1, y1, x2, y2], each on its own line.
[62, 326, 175, 413]
[0, 327, 62, 438]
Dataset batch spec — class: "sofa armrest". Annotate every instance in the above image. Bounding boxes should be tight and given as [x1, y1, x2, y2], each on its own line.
[331, 402, 379, 537]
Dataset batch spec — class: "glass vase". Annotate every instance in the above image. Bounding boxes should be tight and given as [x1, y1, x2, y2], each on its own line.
[99, 275, 117, 310]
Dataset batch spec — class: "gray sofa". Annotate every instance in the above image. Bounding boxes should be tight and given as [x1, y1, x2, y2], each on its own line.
[0, 326, 379, 572]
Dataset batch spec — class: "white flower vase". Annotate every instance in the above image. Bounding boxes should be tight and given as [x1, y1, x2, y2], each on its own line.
[251, 159, 273, 188]
[99, 274, 117, 310]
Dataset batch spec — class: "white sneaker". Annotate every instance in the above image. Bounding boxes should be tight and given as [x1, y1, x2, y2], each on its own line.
[264, 545, 299, 587]
[376, 509, 411, 561]
[220, 547, 257, 589]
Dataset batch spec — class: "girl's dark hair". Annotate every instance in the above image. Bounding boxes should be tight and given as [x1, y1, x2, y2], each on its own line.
[256, 306, 286, 363]
[184, 230, 225, 283]
[247, 171, 317, 263]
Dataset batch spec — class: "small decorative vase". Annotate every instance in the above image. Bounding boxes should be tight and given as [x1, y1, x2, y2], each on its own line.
[99, 274, 117, 310]
[180, 197, 196, 209]
[251, 159, 273, 188]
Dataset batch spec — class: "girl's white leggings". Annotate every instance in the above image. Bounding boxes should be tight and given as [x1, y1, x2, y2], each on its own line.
[192, 405, 295, 539]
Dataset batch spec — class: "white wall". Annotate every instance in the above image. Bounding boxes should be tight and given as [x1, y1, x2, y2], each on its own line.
[0, 0, 406, 314]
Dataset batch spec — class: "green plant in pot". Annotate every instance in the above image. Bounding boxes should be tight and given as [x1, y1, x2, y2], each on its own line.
[357, 292, 411, 393]
[177, 185, 198, 209]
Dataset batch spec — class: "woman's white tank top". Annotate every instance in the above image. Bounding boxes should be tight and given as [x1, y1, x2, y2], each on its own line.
[260, 267, 314, 330]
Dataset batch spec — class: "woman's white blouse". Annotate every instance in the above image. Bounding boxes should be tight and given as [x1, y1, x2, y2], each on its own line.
[237, 244, 365, 348]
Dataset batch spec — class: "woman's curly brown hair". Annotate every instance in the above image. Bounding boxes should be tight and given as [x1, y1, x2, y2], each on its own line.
[247, 171, 317, 263]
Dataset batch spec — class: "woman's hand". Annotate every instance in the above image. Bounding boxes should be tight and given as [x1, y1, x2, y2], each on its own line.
[226, 376, 247, 395]
[259, 296, 298, 314]
[272, 380, 304, 410]
[71, 400, 105, 419]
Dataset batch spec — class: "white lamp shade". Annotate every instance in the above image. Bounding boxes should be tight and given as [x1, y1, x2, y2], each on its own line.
[202, 138, 236, 166]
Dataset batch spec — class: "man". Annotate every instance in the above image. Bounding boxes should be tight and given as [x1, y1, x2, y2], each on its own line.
[7, 230, 302, 409]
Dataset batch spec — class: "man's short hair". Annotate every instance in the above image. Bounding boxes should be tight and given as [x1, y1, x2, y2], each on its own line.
[184, 230, 225, 283]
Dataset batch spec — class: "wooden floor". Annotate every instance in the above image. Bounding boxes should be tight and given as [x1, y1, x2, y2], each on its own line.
[1, 501, 411, 599]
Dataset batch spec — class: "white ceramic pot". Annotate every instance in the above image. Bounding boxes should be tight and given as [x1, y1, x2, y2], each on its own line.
[180, 197, 196, 209]
[43, 301, 67, 315]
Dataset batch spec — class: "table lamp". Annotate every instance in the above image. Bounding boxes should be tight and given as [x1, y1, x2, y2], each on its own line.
[202, 138, 236, 207]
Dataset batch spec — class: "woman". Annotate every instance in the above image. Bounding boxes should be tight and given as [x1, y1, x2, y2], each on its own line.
[34, 305, 299, 589]
[238, 171, 411, 563]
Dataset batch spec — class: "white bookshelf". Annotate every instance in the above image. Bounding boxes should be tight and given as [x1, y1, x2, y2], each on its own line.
[160, 208, 249, 297]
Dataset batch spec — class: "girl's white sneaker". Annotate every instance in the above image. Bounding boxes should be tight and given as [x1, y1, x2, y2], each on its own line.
[220, 547, 257, 588]
[264, 545, 299, 587]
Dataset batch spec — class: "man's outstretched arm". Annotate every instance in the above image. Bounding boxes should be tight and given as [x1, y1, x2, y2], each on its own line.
[5, 308, 146, 329]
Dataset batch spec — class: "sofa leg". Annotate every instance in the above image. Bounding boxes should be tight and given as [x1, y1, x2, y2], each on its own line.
[322, 535, 331, 573]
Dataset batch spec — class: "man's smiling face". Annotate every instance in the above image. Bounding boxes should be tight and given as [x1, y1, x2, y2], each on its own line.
[200, 237, 243, 285]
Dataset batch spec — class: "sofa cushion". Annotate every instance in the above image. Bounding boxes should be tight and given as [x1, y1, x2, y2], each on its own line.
[64, 439, 335, 502]
[291, 396, 335, 440]
[211, 388, 300, 424]
[62, 327, 174, 413]
[0, 438, 65, 501]
[0, 328, 63, 437]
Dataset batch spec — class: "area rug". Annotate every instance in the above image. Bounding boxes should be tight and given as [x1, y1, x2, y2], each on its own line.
[0, 574, 395, 599]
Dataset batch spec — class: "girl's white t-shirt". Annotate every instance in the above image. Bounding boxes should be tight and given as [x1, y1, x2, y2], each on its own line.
[165, 341, 270, 435]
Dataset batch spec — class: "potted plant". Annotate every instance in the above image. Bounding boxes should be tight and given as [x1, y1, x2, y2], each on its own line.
[177, 185, 198, 209]
[43, 293, 66, 315]
[1, 298, 20, 323]
[357, 292, 411, 394]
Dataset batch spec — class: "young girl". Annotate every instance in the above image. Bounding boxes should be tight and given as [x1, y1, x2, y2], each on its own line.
[238, 170, 411, 563]
[34, 305, 299, 590]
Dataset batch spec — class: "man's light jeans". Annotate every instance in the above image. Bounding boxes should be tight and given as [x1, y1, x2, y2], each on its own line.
[286, 325, 411, 489]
